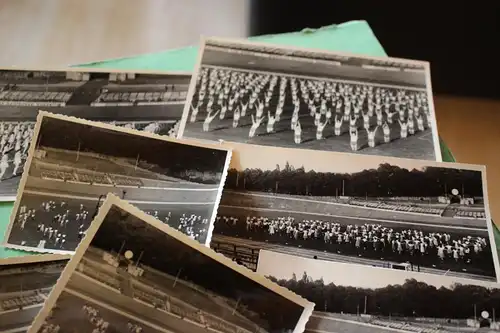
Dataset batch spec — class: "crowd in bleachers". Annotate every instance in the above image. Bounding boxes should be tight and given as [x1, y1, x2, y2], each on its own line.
[93, 89, 187, 105]
[349, 199, 444, 216]
[0, 90, 72, 106]
[39, 166, 144, 187]
[187, 66, 431, 150]
[216, 214, 490, 268]
[0, 292, 45, 311]
[371, 318, 442, 333]
[454, 210, 486, 219]
[0, 121, 33, 181]
[80, 265, 121, 291]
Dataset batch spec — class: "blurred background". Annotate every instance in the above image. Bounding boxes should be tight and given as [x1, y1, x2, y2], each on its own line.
[0, 0, 498, 223]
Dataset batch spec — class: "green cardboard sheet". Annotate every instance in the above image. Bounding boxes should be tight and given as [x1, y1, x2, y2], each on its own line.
[0, 20, 495, 260]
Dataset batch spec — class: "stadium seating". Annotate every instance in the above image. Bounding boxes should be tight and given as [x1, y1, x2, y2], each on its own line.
[0, 293, 45, 311]
[454, 210, 486, 219]
[349, 200, 444, 216]
[203, 314, 239, 333]
[80, 266, 121, 291]
[0, 91, 72, 106]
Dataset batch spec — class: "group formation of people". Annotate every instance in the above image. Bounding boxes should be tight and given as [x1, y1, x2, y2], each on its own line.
[81, 304, 110, 333]
[0, 121, 33, 180]
[15, 200, 92, 250]
[216, 214, 490, 269]
[39, 323, 61, 333]
[144, 210, 210, 242]
[189, 66, 432, 151]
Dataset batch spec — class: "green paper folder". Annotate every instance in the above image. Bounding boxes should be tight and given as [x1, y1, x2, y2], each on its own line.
[1, 20, 495, 260]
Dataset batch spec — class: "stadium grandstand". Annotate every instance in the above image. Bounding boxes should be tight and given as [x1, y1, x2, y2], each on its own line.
[40, 247, 270, 333]
[0, 257, 67, 333]
[0, 69, 190, 200]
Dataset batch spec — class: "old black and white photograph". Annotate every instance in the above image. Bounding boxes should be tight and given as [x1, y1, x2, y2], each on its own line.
[3, 111, 231, 253]
[211, 142, 498, 282]
[258, 250, 500, 333]
[178, 37, 441, 161]
[27, 195, 314, 333]
[0, 68, 190, 201]
[0, 254, 69, 333]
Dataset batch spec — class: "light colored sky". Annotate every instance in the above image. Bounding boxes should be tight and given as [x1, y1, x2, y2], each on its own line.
[221, 142, 481, 174]
[257, 250, 498, 290]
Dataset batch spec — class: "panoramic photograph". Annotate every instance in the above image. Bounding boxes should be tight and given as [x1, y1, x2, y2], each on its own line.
[4, 112, 231, 253]
[211, 142, 498, 282]
[178, 37, 441, 161]
[27, 195, 313, 333]
[0, 254, 69, 333]
[0, 68, 190, 201]
[258, 250, 500, 333]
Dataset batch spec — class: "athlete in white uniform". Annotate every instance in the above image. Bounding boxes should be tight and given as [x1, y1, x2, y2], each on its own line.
[249, 114, 265, 138]
[382, 122, 391, 143]
[13, 151, 22, 176]
[189, 103, 199, 123]
[232, 107, 241, 128]
[0, 154, 9, 180]
[416, 114, 425, 131]
[203, 110, 220, 132]
[294, 121, 302, 144]
[407, 117, 415, 135]
[334, 116, 343, 136]
[350, 128, 359, 151]
[266, 111, 276, 133]
[349, 115, 358, 132]
[316, 119, 328, 140]
[240, 101, 248, 117]
[362, 111, 370, 130]
[398, 119, 409, 138]
[367, 126, 379, 148]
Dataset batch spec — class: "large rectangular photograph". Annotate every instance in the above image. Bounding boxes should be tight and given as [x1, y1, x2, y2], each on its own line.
[178, 37, 441, 161]
[258, 250, 500, 333]
[27, 195, 314, 333]
[0, 254, 69, 333]
[210, 142, 499, 282]
[3, 112, 231, 253]
[0, 68, 190, 201]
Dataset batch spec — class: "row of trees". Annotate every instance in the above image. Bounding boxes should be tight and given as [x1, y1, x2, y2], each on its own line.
[267, 272, 499, 319]
[225, 163, 484, 198]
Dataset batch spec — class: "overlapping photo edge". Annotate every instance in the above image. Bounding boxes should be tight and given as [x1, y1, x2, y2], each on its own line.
[2, 110, 232, 255]
[175, 36, 443, 162]
[26, 193, 316, 333]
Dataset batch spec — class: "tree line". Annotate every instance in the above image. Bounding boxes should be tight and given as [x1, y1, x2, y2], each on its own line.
[225, 163, 484, 198]
[267, 273, 500, 319]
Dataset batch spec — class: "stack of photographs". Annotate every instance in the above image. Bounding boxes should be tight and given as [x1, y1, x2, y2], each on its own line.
[0, 68, 190, 202]
[26, 194, 314, 333]
[1, 36, 498, 333]
[2, 111, 231, 253]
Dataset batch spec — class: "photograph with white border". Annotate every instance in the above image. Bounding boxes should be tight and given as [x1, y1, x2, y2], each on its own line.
[0, 254, 69, 333]
[177, 37, 441, 161]
[27, 194, 314, 333]
[258, 250, 500, 333]
[0, 68, 190, 202]
[210, 142, 498, 282]
[3, 111, 231, 254]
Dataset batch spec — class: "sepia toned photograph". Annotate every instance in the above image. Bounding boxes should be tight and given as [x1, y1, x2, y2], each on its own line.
[211, 142, 498, 282]
[27, 195, 314, 333]
[178, 37, 441, 161]
[258, 250, 500, 333]
[3, 111, 231, 254]
[0, 254, 69, 333]
[0, 68, 190, 201]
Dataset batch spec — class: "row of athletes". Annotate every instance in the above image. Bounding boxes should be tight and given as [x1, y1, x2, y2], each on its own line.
[0, 121, 33, 180]
[190, 67, 431, 150]
[216, 215, 489, 265]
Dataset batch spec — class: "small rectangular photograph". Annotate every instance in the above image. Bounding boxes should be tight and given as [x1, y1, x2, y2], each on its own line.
[210, 142, 499, 282]
[3, 111, 231, 253]
[257, 250, 500, 333]
[0, 68, 190, 201]
[178, 37, 441, 161]
[0, 254, 69, 333]
[27, 194, 314, 333]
